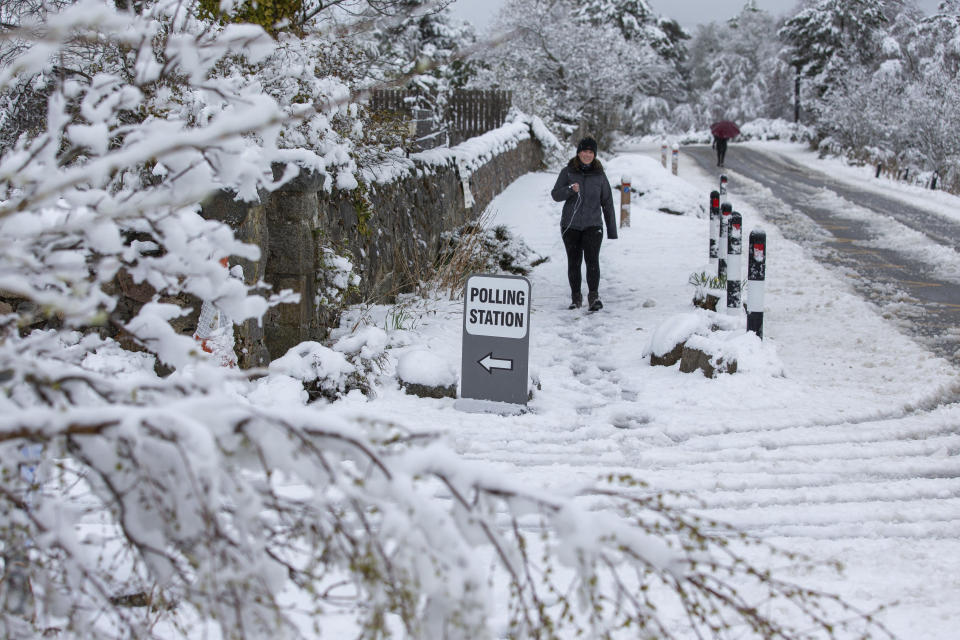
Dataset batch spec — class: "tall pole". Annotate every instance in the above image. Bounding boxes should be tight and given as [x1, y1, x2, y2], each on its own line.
[619, 176, 631, 228]
[794, 66, 801, 123]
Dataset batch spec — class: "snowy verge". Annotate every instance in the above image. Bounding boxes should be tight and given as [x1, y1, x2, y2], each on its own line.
[616, 118, 815, 149]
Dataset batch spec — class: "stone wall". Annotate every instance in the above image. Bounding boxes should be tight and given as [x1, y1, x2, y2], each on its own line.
[201, 131, 546, 367]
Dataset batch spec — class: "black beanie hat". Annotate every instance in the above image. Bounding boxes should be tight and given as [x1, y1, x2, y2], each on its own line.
[577, 137, 598, 153]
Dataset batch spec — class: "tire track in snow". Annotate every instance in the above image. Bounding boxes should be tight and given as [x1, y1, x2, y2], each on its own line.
[679, 477, 960, 510]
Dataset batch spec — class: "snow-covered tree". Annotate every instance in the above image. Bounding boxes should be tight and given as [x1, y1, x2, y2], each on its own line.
[685, 3, 787, 126]
[778, 0, 895, 119]
[904, 1, 960, 171]
[478, 0, 687, 142]
[811, 1, 960, 185]
[905, 0, 960, 78]
[363, 0, 478, 144]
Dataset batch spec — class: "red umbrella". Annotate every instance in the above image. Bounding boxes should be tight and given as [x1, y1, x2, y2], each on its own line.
[710, 121, 740, 138]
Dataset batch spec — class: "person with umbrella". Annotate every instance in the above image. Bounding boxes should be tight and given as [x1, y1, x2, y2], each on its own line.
[711, 120, 740, 167]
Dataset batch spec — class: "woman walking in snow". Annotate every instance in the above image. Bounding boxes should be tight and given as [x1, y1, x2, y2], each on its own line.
[551, 136, 617, 311]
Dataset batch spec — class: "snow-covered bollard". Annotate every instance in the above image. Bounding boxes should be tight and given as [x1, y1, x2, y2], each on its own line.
[661, 143, 668, 168]
[718, 203, 732, 282]
[671, 143, 679, 175]
[726, 211, 743, 315]
[619, 175, 632, 228]
[719, 174, 728, 199]
[709, 190, 720, 269]
[747, 229, 766, 338]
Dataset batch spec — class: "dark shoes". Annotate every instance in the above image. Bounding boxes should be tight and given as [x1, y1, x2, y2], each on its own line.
[571, 292, 603, 311]
[588, 292, 603, 311]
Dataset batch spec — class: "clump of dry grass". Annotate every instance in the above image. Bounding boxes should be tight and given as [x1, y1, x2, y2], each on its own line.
[432, 209, 548, 299]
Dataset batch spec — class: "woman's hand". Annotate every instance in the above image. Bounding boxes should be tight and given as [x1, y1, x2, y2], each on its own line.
[570, 183, 580, 193]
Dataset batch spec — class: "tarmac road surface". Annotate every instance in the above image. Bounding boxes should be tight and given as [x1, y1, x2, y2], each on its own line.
[685, 144, 960, 367]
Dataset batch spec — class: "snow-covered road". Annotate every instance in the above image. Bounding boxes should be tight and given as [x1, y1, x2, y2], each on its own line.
[366, 143, 960, 637]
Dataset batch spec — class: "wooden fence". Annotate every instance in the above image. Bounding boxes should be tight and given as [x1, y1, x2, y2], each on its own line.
[369, 88, 513, 149]
[370, 88, 418, 114]
[446, 89, 512, 145]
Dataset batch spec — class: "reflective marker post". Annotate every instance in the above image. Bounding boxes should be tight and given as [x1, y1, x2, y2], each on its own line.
[661, 143, 668, 168]
[719, 174, 728, 202]
[619, 175, 632, 228]
[747, 229, 767, 337]
[671, 144, 679, 175]
[726, 212, 743, 315]
[709, 190, 720, 270]
[718, 203, 732, 282]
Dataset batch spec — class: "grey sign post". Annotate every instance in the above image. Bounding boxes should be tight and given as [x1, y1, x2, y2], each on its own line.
[459, 274, 531, 407]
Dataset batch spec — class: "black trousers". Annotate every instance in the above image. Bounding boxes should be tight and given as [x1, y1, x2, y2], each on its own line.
[716, 138, 727, 165]
[562, 226, 603, 297]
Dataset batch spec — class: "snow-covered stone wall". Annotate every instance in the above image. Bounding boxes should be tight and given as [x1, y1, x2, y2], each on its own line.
[201, 119, 548, 366]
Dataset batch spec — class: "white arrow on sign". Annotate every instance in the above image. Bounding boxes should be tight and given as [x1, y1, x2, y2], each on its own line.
[477, 353, 513, 374]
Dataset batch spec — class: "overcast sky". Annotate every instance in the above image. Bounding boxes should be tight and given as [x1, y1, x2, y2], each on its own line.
[451, 0, 944, 33]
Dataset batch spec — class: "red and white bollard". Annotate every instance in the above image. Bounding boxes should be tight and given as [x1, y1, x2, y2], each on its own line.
[671, 144, 679, 175]
[719, 173, 728, 202]
[718, 203, 732, 282]
[709, 190, 720, 271]
[747, 229, 766, 337]
[726, 211, 742, 315]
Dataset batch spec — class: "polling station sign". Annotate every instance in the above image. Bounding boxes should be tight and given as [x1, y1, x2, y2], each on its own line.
[460, 274, 531, 407]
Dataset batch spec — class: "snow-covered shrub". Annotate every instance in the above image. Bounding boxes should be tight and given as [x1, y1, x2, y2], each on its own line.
[315, 245, 363, 333]
[477, 0, 688, 142]
[688, 271, 726, 309]
[268, 326, 388, 402]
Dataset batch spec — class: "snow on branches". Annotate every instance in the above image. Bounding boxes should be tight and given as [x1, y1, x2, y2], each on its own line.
[0, 1, 901, 638]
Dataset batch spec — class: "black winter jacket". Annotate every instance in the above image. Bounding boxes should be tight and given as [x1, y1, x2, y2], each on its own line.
[550, 158, 617, 239]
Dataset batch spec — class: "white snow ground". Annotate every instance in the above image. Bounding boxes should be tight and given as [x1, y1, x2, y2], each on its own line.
[328, 142, 960, 638]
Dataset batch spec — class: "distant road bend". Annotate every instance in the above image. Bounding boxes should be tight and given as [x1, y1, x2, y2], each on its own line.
[685, 144, 960, 368]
